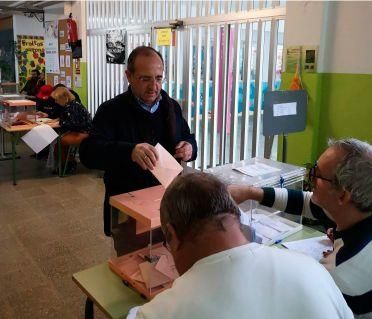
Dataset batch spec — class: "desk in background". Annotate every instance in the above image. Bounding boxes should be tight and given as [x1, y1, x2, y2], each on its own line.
[0, 121, 60, 185]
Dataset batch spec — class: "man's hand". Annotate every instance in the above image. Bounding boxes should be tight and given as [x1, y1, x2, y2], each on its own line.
[174, 141, 193, 161]
[131, 143, 159, 170]
[227, 185, 264, 204]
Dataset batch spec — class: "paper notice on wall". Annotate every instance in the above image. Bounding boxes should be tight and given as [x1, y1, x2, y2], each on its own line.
[65, 43, 71, 52]
[65, 55, 71, 68]
[53, 75, 59, 86]
[21, 124, 58, 153]
[59, 44, 65, 51]
[273, 102, 297, 117]
[59, 30, 64, 37]
[44, 21, 60, 73]
[74, 75, 82, 88]
[60, 55, 65, 67]
[66, 76, 71, 88]
[60, 70, 65, 77]
[285, 46, 301, 73]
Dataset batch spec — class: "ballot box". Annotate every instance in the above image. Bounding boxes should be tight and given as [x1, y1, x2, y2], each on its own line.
[109, 185, 179, 300]
[0, 99, 37, 127]
[206, 158, 307, 245]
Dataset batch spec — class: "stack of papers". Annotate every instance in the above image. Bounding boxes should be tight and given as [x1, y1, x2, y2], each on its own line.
[240, 208, 302, 245]
[130, 246, 179, 289]
[21, 124, 58, 153]
[234, 163, 281, 177]
[282, 236, 333, 261]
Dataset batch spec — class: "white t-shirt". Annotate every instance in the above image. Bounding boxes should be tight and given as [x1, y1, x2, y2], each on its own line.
[133, 243, 353, 319]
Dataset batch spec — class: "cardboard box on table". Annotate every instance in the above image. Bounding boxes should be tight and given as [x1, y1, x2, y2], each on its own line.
[109, 185, 179, 300]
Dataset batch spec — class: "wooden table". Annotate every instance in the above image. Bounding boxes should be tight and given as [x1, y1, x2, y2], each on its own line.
[72, 225, 325, 319]
[0, 121, 60, 185]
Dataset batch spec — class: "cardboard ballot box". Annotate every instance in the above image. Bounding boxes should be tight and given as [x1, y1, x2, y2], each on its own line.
[109, 185, 179, 300]
[0, 99, 37, 127]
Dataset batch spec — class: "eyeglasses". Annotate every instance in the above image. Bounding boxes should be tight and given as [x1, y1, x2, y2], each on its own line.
[137, 75, 165, 85]
[308, 162, 334, 187]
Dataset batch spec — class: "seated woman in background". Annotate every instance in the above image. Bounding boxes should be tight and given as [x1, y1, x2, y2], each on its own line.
[35, 84, 63, 119]
[53, 83, 81, 103]
[50, 87, 92, 173]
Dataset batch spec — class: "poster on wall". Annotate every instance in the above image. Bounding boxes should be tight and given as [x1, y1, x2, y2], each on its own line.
[16, 35, 45, 90]
[106, 29, 126, 64]
[44, 21, 60, 74]
[285, 46, 301, 73]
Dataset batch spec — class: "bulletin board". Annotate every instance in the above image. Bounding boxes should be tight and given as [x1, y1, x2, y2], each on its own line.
[46, 19, 73, 88]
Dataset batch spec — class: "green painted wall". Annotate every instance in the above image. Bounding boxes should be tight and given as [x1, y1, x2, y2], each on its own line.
[280, 72, 372, 166]
[73, 61, 88, 107]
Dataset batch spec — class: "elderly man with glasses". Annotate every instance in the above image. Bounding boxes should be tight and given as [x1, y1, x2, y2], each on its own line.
[80, 46, 197, 254]
[229, 138, 372, 318]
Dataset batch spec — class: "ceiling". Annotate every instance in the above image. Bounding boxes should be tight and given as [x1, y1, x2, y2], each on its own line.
[0, 1, 65, 19]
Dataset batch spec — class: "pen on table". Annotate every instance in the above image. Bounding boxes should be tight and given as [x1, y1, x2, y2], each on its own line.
[274, 239, 287, 248]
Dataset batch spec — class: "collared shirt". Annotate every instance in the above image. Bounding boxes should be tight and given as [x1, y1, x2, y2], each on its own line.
[135, 94, 162, 114]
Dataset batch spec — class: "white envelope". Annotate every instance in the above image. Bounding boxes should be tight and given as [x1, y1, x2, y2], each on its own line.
[21, 124, 58, 153]
[151, 143, 183, 188]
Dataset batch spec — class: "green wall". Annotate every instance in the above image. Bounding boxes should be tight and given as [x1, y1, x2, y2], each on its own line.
[280, 72, 372, 166]
[73, 61, 88, 107]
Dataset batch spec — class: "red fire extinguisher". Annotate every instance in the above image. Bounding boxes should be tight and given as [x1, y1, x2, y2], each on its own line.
[67, 13, 78, 44]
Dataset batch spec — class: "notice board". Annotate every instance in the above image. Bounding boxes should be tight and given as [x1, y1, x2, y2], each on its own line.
[46, 19, 73, 89]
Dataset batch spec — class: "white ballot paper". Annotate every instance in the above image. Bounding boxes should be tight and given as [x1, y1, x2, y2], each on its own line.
[151, 143, 183, 188]
[234, 163, 281, 177]
[21, 124, 58, 153]
[282, 236, 333, 261]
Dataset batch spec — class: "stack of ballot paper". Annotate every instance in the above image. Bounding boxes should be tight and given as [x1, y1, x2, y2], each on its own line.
[109, 243, 179, 299]
[282, 236, 333, 261]
[240, 208, 303, 245]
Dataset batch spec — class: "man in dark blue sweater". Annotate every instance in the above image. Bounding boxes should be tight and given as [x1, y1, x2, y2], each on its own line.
[80, 46, 197, 253]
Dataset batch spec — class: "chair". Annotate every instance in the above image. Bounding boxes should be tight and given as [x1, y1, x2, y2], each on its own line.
[60, 132, 89, 176]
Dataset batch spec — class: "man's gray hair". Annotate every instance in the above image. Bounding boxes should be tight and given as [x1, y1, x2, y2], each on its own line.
[329, 138, 372, 212]
[160, 172, 240, 239]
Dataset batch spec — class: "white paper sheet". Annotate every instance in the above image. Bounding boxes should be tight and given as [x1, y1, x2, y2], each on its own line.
[234, 163, 281, 177]
[151, 143, 183, 188]
[273, 102, 297, 117]
[21, 124, 58, 153]
[283, 236, 333, 261]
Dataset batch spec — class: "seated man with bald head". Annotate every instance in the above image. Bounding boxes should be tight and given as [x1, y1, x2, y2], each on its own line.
[130, 172, 352, 319]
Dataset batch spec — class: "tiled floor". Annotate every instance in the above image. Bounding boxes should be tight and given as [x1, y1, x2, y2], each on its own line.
[0, 139, 111, 318]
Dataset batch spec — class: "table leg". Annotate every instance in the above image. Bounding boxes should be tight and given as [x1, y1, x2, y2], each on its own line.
[11, 132, 17, 185]
[85, 297, 94, 319]
[58, 135, 62, 177]
[0, 127, 13, 160]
